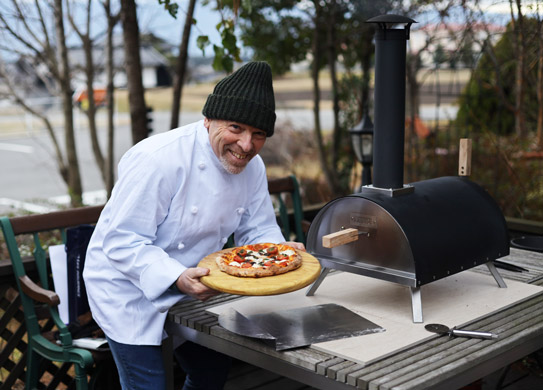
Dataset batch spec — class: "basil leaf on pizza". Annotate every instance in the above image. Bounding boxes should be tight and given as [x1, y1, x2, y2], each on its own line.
[216, 243, 302, 277]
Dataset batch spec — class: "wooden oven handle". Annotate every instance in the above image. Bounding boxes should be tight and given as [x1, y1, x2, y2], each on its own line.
[459, 138, 472, 176]
[322, 228, 359, 248]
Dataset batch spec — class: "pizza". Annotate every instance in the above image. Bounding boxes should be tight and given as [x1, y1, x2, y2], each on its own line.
[216, 243, 302, 278]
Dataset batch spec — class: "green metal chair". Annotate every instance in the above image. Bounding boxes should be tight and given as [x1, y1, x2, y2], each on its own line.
[0, 206, 105, 390]
[268, 175, 307, 245]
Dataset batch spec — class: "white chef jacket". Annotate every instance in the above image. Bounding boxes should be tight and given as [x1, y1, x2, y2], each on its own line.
[83, 120, 285, 345]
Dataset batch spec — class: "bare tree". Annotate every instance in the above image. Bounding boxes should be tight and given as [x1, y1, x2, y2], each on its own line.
[55, 0, 83, 206]
[461, 0, 532, 139]
[510, 0, 527, 138]
[69, 0, 120, 198]
[538, 26, 543, 149]
[102, 0, 120, 197]
[170, 0, 196, 130]
[327, 0, 341, 190]
[310, 1, 337, 194]
[532, 2, 543, 150]
[0, 0, 83, 206]
[67, 0, 105, 184]
[120, 0, 148, 144]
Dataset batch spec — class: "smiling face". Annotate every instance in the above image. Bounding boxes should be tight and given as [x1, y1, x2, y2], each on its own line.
[204, 118, 268, 174]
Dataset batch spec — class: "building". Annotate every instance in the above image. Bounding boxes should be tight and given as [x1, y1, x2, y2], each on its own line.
[69, 35, 172, 90]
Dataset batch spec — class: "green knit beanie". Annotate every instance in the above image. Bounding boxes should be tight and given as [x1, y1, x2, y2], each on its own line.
[202, 61, 276, 137]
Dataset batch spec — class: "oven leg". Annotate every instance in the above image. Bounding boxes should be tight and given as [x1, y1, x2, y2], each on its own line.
[305, 267, 330, 296]
[410, 287, 423, 323]
[486, 261, 507, 288]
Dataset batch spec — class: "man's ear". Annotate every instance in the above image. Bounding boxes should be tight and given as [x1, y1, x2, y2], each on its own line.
[203, 117, 210, 129]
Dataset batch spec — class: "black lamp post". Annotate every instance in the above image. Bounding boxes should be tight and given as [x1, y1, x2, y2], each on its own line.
[350, 109, 374, 192]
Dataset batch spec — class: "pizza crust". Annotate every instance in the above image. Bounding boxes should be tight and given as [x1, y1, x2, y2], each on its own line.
[216, 244, 302, 278]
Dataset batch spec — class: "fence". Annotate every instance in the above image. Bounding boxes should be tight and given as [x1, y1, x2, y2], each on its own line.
[0, 259, 81, 389]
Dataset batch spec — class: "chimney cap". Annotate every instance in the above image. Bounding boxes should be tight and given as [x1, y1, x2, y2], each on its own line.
[366, 14, 416, 25]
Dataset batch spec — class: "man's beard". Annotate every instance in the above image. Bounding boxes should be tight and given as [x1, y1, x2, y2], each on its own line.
[219, 155, 246, 174]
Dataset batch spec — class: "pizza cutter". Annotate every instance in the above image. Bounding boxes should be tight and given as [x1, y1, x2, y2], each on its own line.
[425, 323, 498, 340]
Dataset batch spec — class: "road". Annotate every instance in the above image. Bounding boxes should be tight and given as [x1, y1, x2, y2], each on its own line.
[0, 109, 334, 213]
[0, 105, 456, 214]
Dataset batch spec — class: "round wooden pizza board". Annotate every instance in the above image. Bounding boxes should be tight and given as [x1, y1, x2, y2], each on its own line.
[198, 249, 321, 296]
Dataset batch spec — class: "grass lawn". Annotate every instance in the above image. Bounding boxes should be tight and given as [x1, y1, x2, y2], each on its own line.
[114, 71, 334, 113]
[115, 68, 471, 113]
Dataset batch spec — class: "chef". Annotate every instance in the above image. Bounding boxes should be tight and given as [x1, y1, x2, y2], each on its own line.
[83, 61, 305, 390]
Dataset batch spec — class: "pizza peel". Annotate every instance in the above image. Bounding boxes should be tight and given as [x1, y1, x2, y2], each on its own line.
[197, 249, 321, 296]
[218, 304, 385, 351]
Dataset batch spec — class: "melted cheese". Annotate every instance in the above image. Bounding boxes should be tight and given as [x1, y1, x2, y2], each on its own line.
[225, 246, 296, 269]
[245, 251, 268, 262]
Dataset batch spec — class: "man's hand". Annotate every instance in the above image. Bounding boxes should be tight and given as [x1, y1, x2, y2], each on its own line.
[282, 241, 305, 252]
[174, 267, 220, 301]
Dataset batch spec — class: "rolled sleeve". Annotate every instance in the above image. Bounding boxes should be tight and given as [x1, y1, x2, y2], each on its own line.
[141, 257, 187, 311]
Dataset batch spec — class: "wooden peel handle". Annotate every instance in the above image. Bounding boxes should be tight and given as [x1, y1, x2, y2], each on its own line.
[322, 228, 359, 248]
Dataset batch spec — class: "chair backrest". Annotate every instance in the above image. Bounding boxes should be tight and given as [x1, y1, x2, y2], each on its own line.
[222, 175, 307, 248]
[267, 175, 306, 244]
[0, 206, 104, 338]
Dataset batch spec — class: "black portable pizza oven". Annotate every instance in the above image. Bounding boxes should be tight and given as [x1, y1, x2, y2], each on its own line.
[305, 15, 510, 322]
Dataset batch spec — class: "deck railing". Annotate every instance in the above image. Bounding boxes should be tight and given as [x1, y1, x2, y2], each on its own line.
[1, 211, 540, 388]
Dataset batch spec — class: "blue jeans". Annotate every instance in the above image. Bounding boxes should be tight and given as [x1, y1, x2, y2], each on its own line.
[174, 341, 231, 390]
[106, 337, 167, 390]
[106, 337, 231, 390]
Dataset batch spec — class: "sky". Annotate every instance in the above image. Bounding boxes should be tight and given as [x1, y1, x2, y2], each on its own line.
[0, 1, 220, 60]
[138, 0, 543, 57]
[137, 0, 224, 57]
[482, 0, 542, 15]
[2, 0, 542, 62]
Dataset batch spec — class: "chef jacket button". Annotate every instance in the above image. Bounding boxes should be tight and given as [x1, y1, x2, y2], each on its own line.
[198, 162, 206, 170]
[221, 237, 228, 244]
[191, 206, 198, 214]
[237, 207, 245, 215]
[177, 242, 185, 250]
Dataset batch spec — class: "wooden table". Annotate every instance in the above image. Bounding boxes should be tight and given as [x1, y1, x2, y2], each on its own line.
[166, 248, 543, 390]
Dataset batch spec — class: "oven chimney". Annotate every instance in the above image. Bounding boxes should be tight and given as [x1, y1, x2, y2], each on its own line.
[366, 15, 416, 192]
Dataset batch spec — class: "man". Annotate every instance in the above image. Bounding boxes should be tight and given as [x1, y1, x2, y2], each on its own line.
[83, 61, 305, 390]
